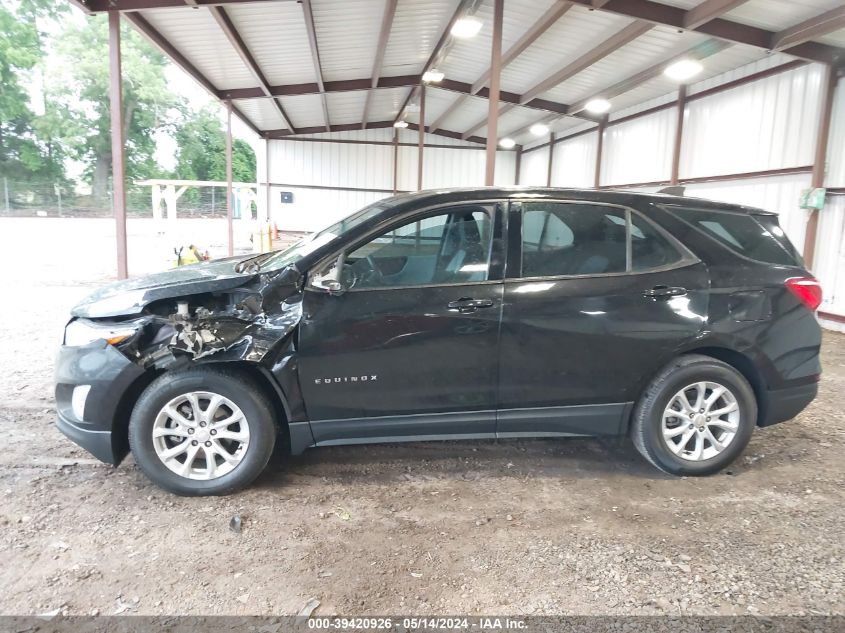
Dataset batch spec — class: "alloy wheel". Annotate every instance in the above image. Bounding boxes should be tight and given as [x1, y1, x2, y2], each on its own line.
[151, 391, 250, 480]
[661, 381, 740, 462]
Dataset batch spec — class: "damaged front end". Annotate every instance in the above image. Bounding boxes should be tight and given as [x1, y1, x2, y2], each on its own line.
[74, 263, 305, 370]
[55, 262, 308, 465]
[123, 282, 303, 371]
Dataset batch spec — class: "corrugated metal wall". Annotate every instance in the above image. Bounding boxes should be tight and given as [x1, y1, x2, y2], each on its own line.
[815, 195, 845, 323]
[601, 108, 676, 186]
[519, 145, 551, 186]
[259, 129, 517, 232]
[551, 133, 598, 188]
[680, 64, 823, 178]
[827, 81, 845, 188]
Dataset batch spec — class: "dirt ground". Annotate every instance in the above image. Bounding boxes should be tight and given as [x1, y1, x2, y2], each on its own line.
[0, 218, 843, 617]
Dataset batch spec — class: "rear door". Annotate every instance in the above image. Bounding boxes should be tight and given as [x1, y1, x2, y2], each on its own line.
[496, 199, 709, 437]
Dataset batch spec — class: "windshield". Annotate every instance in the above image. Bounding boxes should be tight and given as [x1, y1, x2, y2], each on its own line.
[260, 200, 392, 271]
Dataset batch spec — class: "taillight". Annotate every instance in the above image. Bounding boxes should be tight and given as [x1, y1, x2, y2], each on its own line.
[785, 277, 822, 311]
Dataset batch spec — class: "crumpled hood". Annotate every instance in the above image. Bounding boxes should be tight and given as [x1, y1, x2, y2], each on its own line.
[72, 256, 258, 318]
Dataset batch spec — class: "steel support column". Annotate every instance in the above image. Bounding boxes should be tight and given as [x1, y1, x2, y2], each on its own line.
[803, 65, 838, 269]
[417, 86, 425, 191]
[594, 117, 607, 189]
[514, 146, 522, 186]
[264, 135, 271, 225]
[485, 0, 504, 186]
[226, 100, 234, 257]
[670, 84, 687, 185]
[108, 11, 128, 279]
[392, 129, 399, 195]
[546, 133, 555, 187]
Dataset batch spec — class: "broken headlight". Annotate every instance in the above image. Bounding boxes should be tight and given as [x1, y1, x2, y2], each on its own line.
[64, 319, 141, 347]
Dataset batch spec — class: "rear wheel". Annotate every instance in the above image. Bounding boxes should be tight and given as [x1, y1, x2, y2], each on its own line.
[631, 355, 756, 476]
[128, 368, 276, 496]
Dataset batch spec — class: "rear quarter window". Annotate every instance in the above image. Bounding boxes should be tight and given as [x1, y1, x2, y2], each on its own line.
[667, 205, 803, 267]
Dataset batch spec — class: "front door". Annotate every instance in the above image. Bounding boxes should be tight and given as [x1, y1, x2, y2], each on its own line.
[497, 199, 709, 437]
[298, 203, 506, 444]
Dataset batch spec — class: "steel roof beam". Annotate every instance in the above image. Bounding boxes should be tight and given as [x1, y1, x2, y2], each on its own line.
[300, 0, 331, 131]
[567, 37, 731, 114]
[471, 1, 574, 94]
[209, 6, 295, 132]
[770, 6, 845, 53]
[82, 0, 292, 12]
[263, 120, 487, 146]
[567, 0, 845, 66]
[519, 20, 653, 105]
[683, 0, 750, 30]
[219, 75, 420, 100]
[461, 19, 649, 139]
[218, 75, 598, 125]
[431, 1, 573, 133]
[395, 0, 476, 128]
[362, 0, 399, 128]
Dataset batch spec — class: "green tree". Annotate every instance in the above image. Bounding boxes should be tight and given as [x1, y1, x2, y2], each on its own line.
[173, 107, 256, 183]
[46, 15, 181, 204]
[0, 0, 66, 184]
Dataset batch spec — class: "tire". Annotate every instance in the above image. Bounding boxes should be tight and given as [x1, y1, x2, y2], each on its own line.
[631, 354, 757, 476]
[128, 367, 276, 496]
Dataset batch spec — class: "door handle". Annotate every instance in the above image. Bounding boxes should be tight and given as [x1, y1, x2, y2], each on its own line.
[643, 285, 687, 299]
[447, 298, 495, 313]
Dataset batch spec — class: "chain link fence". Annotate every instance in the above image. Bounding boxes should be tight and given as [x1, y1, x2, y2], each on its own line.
[0, 177, 238, 219]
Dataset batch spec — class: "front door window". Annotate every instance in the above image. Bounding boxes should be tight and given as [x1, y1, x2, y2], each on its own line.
[340, 206, 494, 290]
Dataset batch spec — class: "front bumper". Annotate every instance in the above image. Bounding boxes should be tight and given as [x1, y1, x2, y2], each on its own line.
[54, 341, 146, 465]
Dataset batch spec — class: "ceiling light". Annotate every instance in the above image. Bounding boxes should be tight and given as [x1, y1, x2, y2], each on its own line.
[664, 59, 703, 82]
[451, 17, 483, 38]
[422, 69, 445, 83]
[393, 120, 409, 128]
[530, 123, 550, 136]
[585, 98, 611, 114]
[499, 137, 516, 149]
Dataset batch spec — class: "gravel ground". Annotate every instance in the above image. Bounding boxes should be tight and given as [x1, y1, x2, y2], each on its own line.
[0, 218, 843, 617]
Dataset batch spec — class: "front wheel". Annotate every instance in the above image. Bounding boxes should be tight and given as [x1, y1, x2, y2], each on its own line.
[631, 355, 757, 476]
[128, 368, 276, 496]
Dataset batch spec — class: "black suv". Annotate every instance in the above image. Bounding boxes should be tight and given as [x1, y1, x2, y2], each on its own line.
[55, 188, 822, 495]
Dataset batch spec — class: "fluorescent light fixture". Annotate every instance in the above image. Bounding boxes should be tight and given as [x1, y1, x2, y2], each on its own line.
[664, 59, 703, 81]
[585, 98, 611, 114]
[451, 16, 483, 38]
[530, 123, 550, 136]
[393, 120, 409, 128]
[422, 69, 445, 83]
[499, 137, 516, 149]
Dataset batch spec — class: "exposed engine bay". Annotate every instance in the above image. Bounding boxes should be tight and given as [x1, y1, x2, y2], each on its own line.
[101, 266, 304, 371]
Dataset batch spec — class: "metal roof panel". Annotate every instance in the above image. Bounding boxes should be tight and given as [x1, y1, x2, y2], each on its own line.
[142, 7, 257, 90]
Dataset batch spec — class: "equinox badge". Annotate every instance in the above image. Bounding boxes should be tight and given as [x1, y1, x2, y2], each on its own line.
[314, 375, 378, 385]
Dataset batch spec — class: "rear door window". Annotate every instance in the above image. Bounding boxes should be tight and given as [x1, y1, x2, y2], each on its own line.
[668, 206, 802, 266]
[630, 213, 685, 271]
[519, 202, 686, 277]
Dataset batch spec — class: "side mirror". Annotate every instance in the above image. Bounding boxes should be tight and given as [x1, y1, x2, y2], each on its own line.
[310, 275, 345, 296]
[324, 280, 344, 295]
